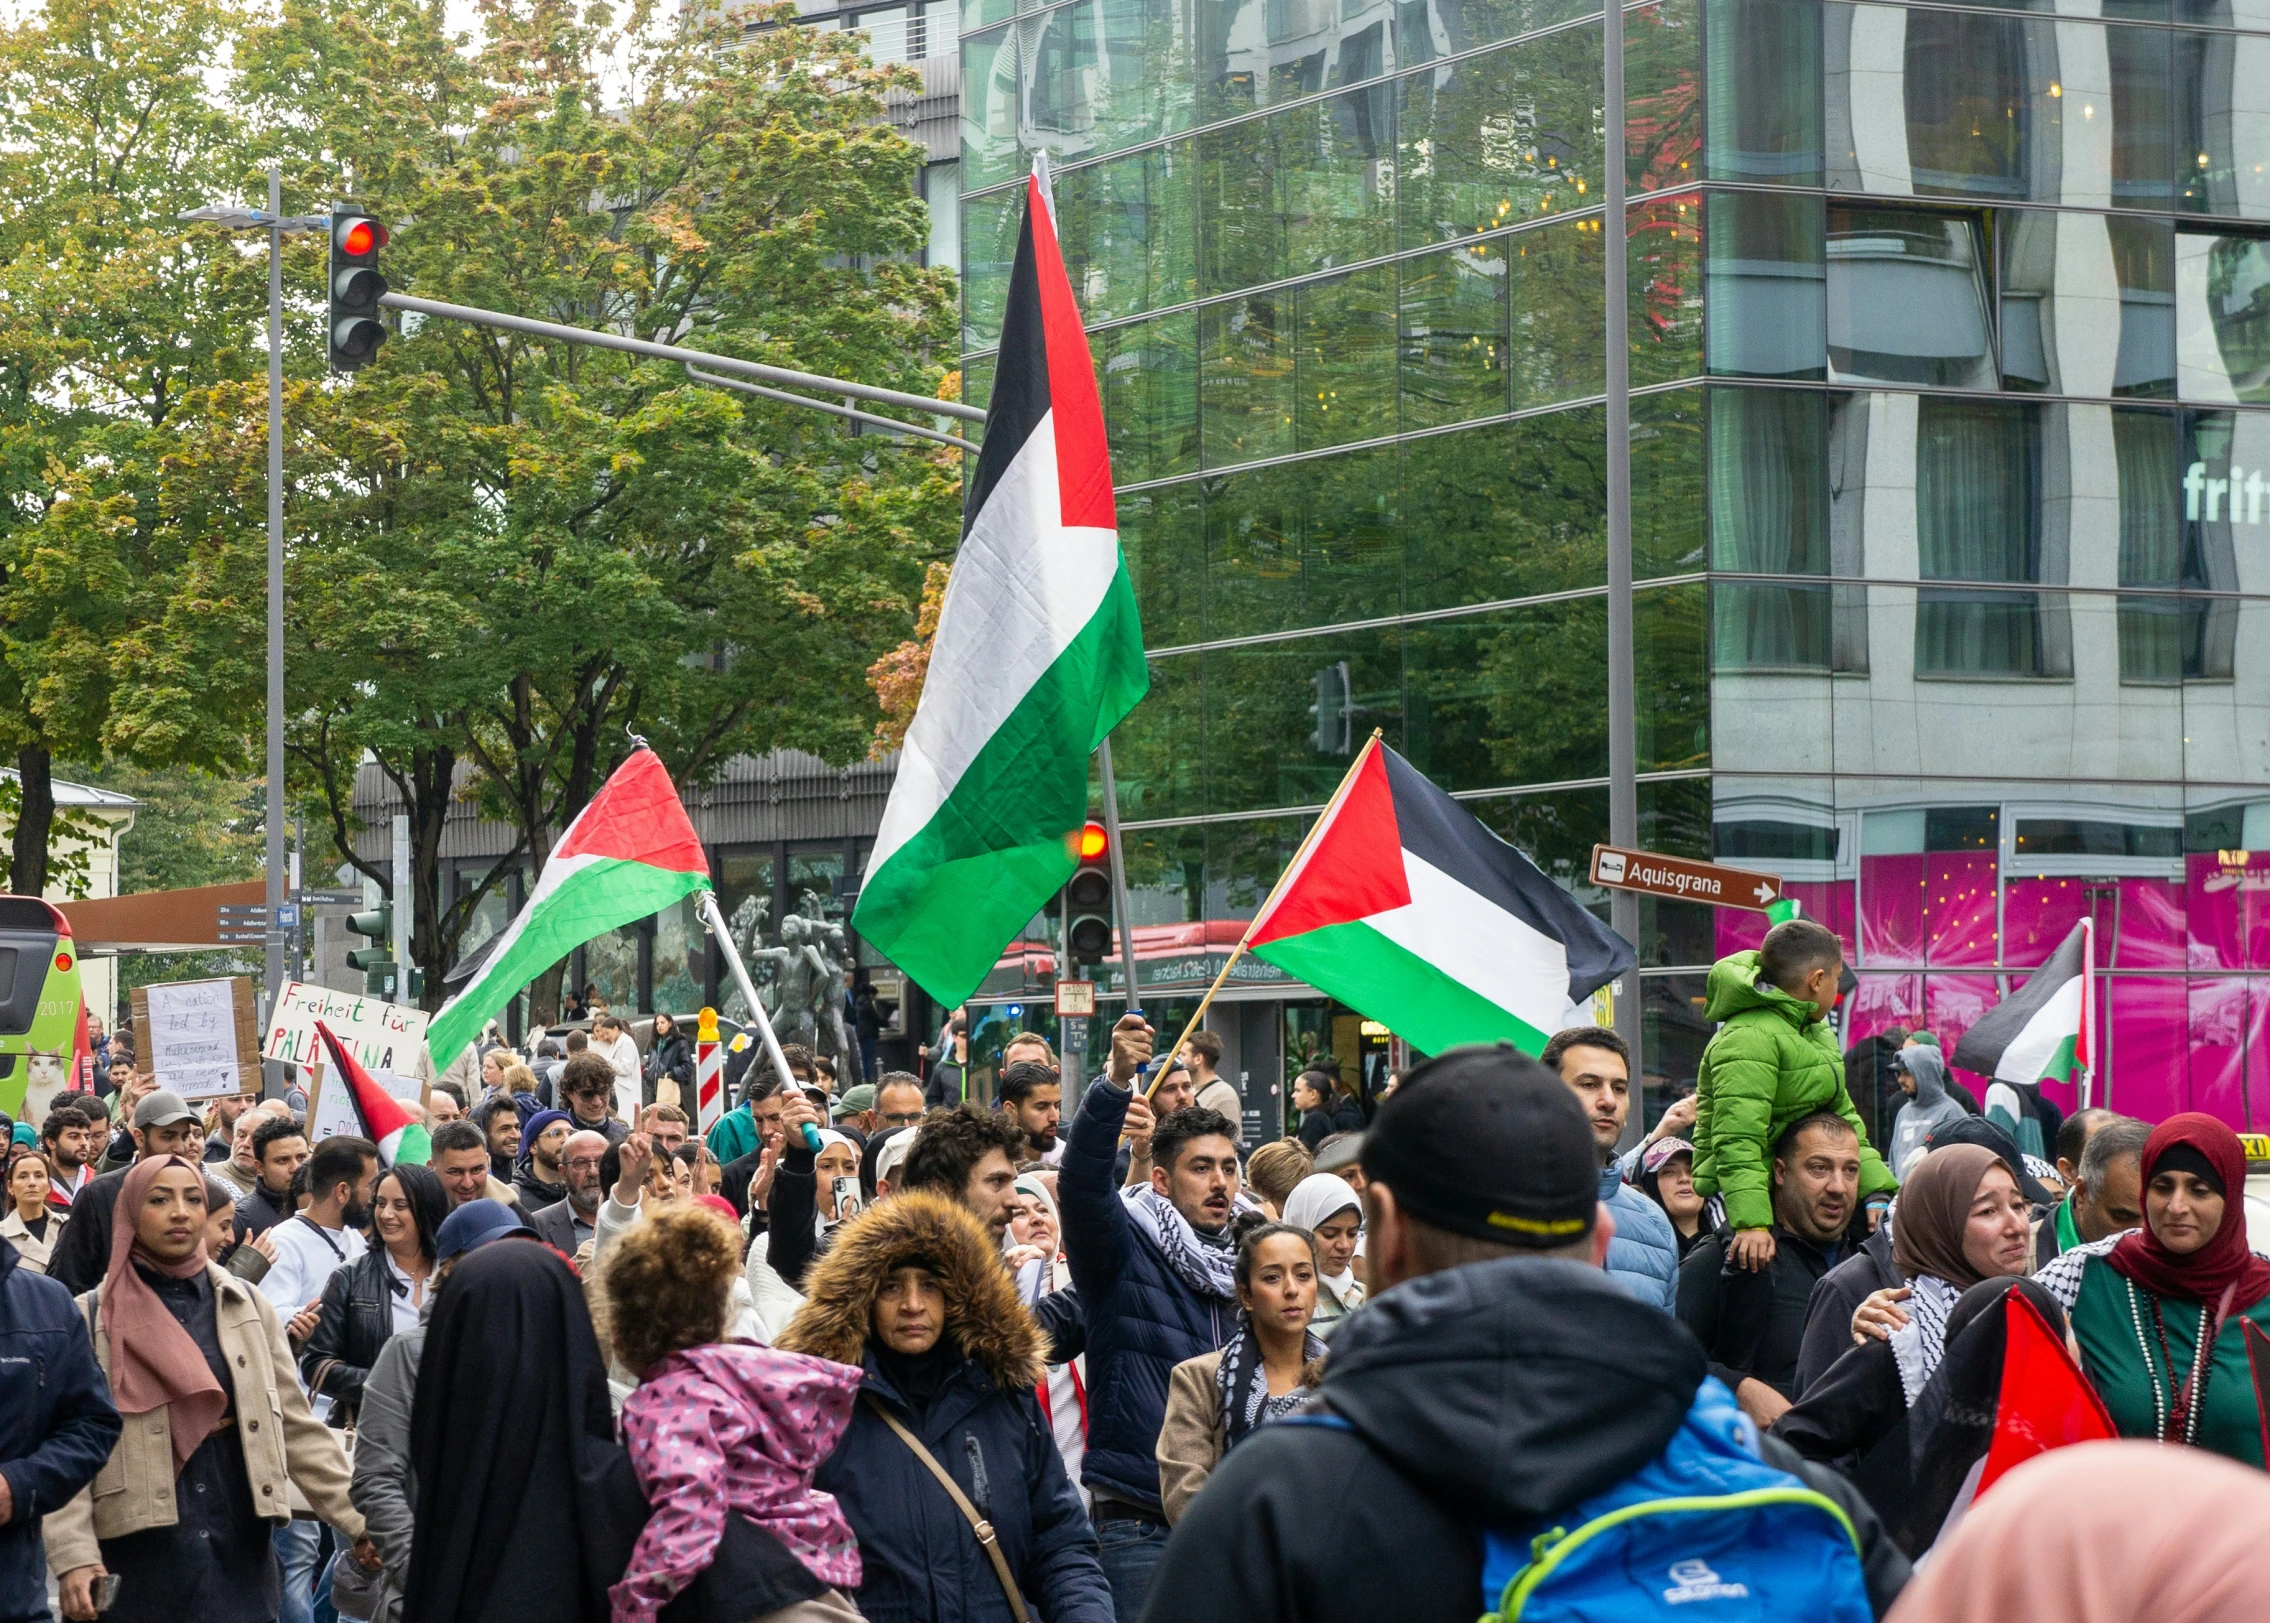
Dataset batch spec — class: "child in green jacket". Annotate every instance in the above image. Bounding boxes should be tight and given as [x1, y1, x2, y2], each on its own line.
[1691, 918, 1898, 1270]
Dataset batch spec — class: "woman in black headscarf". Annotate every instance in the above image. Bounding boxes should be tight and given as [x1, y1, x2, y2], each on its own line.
[404, 1238, 644, 1623]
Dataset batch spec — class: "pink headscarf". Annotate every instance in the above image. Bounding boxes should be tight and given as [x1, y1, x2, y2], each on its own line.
[1887, 1441, 2270, 1623]
[103, 1155, 227, 1475]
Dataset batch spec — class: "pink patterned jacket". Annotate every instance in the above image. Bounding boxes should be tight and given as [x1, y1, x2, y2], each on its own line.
[610, 1342, 865, 1623]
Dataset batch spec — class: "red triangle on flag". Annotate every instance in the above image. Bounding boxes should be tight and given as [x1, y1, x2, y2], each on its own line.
[551, 747, 708, 877]
[1249, 741, 1409, 948]
[1978, 1290, 2117, 1498]
[316, 1020, 418, 1153]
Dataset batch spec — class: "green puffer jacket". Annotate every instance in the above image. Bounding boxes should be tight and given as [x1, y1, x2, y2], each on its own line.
[1690, 950, 1897, 1232]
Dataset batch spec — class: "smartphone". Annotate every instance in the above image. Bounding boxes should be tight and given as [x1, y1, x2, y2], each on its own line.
[832, 1176, 865, 1222]
[92, 1574, 121, 1613]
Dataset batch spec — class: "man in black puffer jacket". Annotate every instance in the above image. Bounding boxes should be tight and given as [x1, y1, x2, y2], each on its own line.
[1059, 1015, 1241, 1622]
[1141, 1046, 1911, 1623]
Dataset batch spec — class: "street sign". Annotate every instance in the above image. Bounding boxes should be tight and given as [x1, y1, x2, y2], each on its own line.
[1055, 980, 1096, 1017]
[276, 903, 300, 930]
[1589, 844, 1785, 912]
[217, 903, 265, 917]
[296, 888, 363, 907]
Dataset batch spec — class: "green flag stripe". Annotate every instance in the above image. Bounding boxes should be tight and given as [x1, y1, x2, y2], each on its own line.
[1252, 918, 1553, 1057]
[854, 565, 1146, 1008]
[426, 857, 709, 1061]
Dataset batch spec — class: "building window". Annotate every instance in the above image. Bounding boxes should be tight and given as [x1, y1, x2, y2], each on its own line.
[2121, 408, 2238, 684]
[1708, 387, 1830, 671]
[924, 161, 959, 271]
[1705, 189, 1825, 380]
[1913, 398, 2059, 678]
[1827, 205, 1994, 391]
[1705, 0, 1820, 186]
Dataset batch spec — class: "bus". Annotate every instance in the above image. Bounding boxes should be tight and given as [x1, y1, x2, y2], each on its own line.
[0, 896, 86, 1124]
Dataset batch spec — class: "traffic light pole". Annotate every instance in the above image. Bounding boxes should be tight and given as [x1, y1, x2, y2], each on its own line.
[1094, 739, 1142, 1024]
[264, 167, 286, 1027]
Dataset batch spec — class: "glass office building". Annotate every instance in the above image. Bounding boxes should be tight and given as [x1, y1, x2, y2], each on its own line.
[957, 0, 2270, 1131]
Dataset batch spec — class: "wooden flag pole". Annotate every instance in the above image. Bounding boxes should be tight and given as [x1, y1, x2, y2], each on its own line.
[1145, 730, 1384, 1101]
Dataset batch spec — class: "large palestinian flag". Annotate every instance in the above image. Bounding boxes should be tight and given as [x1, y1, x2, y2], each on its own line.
[1951, 919, 2090, 1086]
[1247, 738, 1635, 1056]
[853, 163, 1148, 1009]
[425, 748, 710, 1062]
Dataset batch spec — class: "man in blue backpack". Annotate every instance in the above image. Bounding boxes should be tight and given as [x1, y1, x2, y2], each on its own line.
[1139, 1044, 1911, 1623]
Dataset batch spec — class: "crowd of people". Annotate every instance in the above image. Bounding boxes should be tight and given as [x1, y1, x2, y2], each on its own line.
[4, 920, 2268, 1623]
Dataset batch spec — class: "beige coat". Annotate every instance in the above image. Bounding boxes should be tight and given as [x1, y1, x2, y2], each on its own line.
[1156, 1350, 1229, 1526]
[43, 1262, 363, 1576]
[0, 1206, 61, 1273]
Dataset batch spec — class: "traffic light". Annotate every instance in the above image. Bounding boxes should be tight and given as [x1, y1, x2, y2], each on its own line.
[328, 209, 389, 373]
[1065, 820, 1114, 967]
[344, 903, 396, 996]
[1309, 660, 1351, 754]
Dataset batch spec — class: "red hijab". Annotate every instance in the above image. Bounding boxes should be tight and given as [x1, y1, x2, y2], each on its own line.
[103, 1154, 228, 1475]
[2106, 1114, 2270, 1315]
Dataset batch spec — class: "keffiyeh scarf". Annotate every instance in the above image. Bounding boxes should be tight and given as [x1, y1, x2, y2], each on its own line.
[1120, 1186, 1239, 1300]
[1215, 1322, 1327, 1446]
[1889, 1274, 1962, 1407]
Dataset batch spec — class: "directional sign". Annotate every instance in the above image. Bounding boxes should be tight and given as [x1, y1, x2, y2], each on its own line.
[1589, 845, 1785, 912]
[297, 888, 363, 907]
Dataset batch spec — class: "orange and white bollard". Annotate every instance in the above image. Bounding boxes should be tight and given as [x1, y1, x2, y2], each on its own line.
[695, 1006, 725, 1137]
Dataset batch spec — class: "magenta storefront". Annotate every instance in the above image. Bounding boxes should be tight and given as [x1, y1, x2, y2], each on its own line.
[1714, 847, 2270, 1131]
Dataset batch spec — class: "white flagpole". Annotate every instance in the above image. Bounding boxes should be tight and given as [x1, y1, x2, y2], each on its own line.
[699, 889, 822, 1152]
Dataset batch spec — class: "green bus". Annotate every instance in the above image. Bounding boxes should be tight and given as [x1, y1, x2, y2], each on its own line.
[0, 896, 87, 1124]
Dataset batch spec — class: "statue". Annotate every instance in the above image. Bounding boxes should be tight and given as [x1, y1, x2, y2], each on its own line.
[813, 922, 855, 1068]
[764, 913, 829, 1051]
[720, 893, 778, 1023]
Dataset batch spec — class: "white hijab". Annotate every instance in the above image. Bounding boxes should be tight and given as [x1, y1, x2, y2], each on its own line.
[1282, 1172, 1364, 1299]
[813, 1129, 860, 1234]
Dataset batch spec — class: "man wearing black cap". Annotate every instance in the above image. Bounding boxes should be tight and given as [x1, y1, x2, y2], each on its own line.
[42, 1089, 217, 1296]
[1139, 1043, 1909, 1623]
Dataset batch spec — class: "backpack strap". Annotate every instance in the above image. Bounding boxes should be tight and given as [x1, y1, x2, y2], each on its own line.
[865, 1397, 1030, 1623]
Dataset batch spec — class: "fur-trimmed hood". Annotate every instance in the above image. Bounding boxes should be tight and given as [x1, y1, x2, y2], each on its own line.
[775, 1191, 1048, 1393]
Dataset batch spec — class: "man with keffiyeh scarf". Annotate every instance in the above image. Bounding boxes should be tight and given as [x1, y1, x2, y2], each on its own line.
[1058, 1014, 1243, 1623]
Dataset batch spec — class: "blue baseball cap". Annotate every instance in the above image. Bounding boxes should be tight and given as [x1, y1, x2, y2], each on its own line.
[434, 1198, 537, 1262]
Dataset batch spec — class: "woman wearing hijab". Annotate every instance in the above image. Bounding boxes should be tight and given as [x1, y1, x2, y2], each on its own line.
[405, 1237, 645, 1623]
[43, 1155, 374, 1623]
[1885, 1440, 2270, 1623]
[1770, 1144, 2032, 1549]
[774, 1192, 1111, 1623]
[1156, 1222, 1326, 1524]
[1009, 1173, 1089, 1504]
[2032, 1112, 2270, 1464]
[1280, 1172, 1367, 1335]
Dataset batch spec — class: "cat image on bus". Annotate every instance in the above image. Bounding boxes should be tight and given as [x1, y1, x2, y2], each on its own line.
[0, 896, 90, 1123]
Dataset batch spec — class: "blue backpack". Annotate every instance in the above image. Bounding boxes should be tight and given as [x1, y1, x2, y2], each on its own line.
[1289, 1377, 1871, 1623]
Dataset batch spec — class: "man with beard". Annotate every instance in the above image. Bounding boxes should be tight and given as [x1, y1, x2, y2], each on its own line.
[39, 1104, 99, 1213]
[258, 1134, 381, 1349]
[999, 1060, 1065, 1167]
[513, 1109, 573, 1210]
[528, 1128, 610, 1255]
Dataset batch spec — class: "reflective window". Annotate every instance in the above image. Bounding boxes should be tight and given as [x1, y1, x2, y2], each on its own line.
[1827, 205, 1994, 390]
[1199, 85, 1397, 294]
[1709, 388, 1830, 671]
[1198, 0, 1402, 125]
[960, 186, 1022, 353]
[2171, 28, 2270, 220]
[1705, 0, 1819, 185]
[1508, 216, 1606, 406]
[961, 25, 1023, 191]
[2110, 25, 2177, 211]
[1627, 0, 1702, 192]
[925, 162, 961, 271]
[1199, 292, 1294, 463]
[1402, 408, 1605, 610]
[1900, 8, 2047, 201]
[1914, 398, 2065, 678]
[1630, 193, 1704, 386]
[1399, 241, 1508, 431]
[2115, 407, 2240, 682]
[1021, 0, 1195, 166]
[1054, 142, 1198, 325]
[1117, 481, 1205, 651]
[1297, 268, 1400, 448]
[1634, 386, 1706, 579]
[1394, 25, 1602, 252]
[1203, 628, 1401, 812]
[1203, 449, 1400, 638]
[1998, 211, 2176, 399]
[1706, 189, 1824, 379]
[1096, 312, 1200, 484]
[2177, 229, 2270, 404]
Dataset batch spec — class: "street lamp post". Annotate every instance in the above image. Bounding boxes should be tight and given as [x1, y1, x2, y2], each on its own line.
[181, 169, 326, 1025]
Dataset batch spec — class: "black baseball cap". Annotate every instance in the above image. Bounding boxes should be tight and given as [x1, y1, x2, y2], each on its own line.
[1361, 1043, 1599, 1247]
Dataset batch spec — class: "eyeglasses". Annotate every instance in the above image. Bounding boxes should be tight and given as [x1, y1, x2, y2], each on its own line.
[878, 1110, 924, 1126]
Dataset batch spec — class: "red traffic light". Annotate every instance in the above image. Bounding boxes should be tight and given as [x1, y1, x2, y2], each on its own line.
[1077, 821, 1109, 861]
[339, 218, 386, 258]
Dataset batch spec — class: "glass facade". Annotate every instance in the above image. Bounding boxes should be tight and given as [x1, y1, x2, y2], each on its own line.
[959, 0, 2270, 1129]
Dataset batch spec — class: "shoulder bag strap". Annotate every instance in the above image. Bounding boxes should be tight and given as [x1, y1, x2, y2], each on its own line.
[865, 1396, 1030, 1623]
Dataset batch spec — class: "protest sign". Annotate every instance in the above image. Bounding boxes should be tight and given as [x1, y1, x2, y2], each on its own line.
[132, 977, 261, 1100]
[264, 980, 433, 1080]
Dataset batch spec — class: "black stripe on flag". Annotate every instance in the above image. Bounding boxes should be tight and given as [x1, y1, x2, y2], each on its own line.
[1380, 746, 1636, 1002]
[964, 189, 1049, 532]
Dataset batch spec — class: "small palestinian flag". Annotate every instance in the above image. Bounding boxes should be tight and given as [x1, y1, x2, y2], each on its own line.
[1247, 738, 1635, 1056]
[852, 160, 1147, 1010]
[316, 1020, 430, 1166]
[426, 747, 711, 1062]
[1952, 920, 2090, 1087]
[1977, 1288, 2115, 1496]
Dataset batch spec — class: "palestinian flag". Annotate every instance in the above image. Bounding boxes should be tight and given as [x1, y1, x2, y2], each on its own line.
[1247, 737, 1635, 1056]
[317, 1020, 430, 1166]
[852, 161, 1147, 1009]
[1952, 920, 2090, 1086]
[1977, 1289, 2114, 1495]
[425, 748, 710, 1061]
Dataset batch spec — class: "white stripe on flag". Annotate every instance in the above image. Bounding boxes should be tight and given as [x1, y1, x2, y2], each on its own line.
[1995, 976, 2084, 1083]
[1364, 851, 1574, 1038]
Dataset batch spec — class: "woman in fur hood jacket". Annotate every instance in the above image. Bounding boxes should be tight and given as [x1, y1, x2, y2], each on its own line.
[775, 1192, 1112, 1623]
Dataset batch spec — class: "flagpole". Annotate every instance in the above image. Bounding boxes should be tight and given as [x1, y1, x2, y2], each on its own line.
[2078, 915, 2096, 1112]
[1147, 730, 1384, 1102]
[699, 888, 823, 1152]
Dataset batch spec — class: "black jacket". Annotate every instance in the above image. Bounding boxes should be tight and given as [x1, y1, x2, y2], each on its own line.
[1769, 1337, 1917, 1553]
[46, 1167, 134, 1296]
[645, 1033, 695, 1094]
[514, 1166, 568, 1211]
[0, 1237, 122, 1621]
[1676, 1225, 1842, 1401]
[1796, 1226, 1903, 1395]
[301, 1247, 404, 1417]
[925, 1059, 968, 1109]
[1139, 1255, 1910, 1623]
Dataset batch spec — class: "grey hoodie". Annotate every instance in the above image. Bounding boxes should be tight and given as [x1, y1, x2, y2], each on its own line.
[1888, 1047, 1968, 1180]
